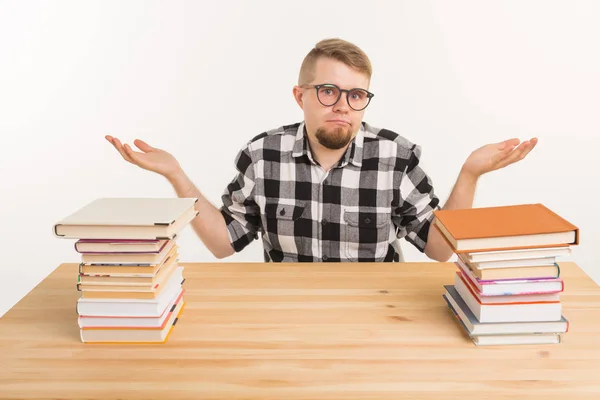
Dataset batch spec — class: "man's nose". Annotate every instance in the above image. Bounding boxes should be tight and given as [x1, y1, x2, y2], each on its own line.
[332, 93, 350, 113]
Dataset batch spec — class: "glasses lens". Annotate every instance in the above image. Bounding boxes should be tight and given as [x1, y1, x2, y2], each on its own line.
[317, 85, 340, 106]
[348, 89, 370, 110]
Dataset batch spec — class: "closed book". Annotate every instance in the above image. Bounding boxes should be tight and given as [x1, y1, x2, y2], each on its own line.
[457, 254, 560, 280]
[444, 291, 563, 346]
[81, 240, 176, 265]
[53, 197, 199, 239]
[78, 256, 178, 287]
[454, 272, 563, 323]
[79, 247, 177, 277]
[443, 285, 568, 336]
[464, 247, 572, 263]
[80, 296, 185, 343]
[75, 239, 168, 253]
[432, 203, 579, 253]
[79, 267, 184, 299]
[78, 289, 184, 328]
[456, 261, 564, 296]
[76, 277, 183, 317]
[459, 254, 557, 270]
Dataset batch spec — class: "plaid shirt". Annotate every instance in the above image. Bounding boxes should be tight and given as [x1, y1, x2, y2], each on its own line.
[219, 121, 440, 262]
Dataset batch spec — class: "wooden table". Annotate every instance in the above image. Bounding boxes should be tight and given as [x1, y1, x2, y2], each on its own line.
[1, 261, 600, 399]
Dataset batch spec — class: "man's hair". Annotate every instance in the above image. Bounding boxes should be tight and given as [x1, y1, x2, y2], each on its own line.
[298, 38, 372, 86]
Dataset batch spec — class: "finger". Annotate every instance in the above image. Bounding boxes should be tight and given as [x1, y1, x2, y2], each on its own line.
[495, 140, 534, 169]
[490, 143, 517, 165]
[112, 137, 135, 164]
[513, 138, 537, 161]
[497, 138, 520, 150]
[133, 138, 155, 153]
[123, 143, 146, 164]
[529, 137, 539, 149]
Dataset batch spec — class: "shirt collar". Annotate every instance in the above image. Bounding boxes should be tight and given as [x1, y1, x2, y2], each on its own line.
[292, 121, 364, 168]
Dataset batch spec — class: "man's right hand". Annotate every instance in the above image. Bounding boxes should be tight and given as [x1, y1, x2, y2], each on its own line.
[105, 135, 183, 181]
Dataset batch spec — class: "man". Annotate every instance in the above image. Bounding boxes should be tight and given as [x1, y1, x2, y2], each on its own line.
[106, 38, 537, 263]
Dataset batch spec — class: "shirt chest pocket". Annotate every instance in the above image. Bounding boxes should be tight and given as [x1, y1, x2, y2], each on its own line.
[264, 202, 307, 255]
[343, 211, 391, 261]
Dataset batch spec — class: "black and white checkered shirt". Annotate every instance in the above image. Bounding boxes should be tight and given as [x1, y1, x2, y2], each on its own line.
[219, 121, 440, 262]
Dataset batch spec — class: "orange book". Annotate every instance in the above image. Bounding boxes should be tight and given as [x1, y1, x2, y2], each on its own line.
[432, 203, 579, 253]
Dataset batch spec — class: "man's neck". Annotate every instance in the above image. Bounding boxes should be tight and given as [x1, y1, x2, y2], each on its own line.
[306, 135, 351, 172]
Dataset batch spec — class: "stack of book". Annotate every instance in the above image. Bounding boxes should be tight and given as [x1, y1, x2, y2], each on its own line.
[433, 203, 579, 346]
[53, 197, 199, 343]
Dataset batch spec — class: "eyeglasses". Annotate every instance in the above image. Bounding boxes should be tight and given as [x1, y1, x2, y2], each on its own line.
[301, 83, 374, 111]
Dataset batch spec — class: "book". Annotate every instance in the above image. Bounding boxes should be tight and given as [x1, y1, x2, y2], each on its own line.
[457, 254, 560, 280]
[444, 290, 563, 346]
[75, 239, 169, 253]
[468, 263, 560, 281]
[456, 261, 564, 296]
[76, 277, 184, 317]
[53, 197, 199, 239]
[81, 239, 176, 265]
[78, 255, 178, 287]
[78, 288, 184, 328]
[459, 253, 557, 270]
[432, 203, 579, 253]
[472, 333, 561, 346]
[443, 286, 568, 335]
[79, 267, 184, 299]
[79, 245, 178, 276]
[464, 246, 572, 263]
[454, 272, 563, 323]
[80, 295, 185, 343]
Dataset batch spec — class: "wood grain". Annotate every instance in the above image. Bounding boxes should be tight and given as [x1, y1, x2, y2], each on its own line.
[1, 261, 599, 400]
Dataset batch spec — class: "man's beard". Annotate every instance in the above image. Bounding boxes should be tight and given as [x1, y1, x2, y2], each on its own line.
[315, 125, 353, 150]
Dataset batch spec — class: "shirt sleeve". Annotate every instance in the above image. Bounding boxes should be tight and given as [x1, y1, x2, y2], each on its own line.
[219, 144, 262, 252]
[392, 144, 441, 253]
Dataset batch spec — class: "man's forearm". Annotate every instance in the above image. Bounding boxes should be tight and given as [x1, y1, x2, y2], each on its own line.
[167, 171, 235, 259]
[425, 167, 479, 262]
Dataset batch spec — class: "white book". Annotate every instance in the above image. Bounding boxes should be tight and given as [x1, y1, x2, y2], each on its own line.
[472, 333, 561, 346]
[76, 268, 184, 316]
[78, 288, 184, 328]
[53, 197, 199, 239]
[80, 297, 185, 343]
[454, 273, 563, 323]
[465, 247, 572, 263]
[463, 256, 557, 270]
[443, 285, 568, 336]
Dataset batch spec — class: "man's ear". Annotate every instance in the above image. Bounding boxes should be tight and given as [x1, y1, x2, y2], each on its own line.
[292, 85, 304, 109]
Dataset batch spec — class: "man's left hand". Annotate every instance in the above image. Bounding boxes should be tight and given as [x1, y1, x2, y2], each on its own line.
[461, 137, 538, 179]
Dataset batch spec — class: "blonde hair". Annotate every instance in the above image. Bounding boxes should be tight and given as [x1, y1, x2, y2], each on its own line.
[298, 38, 372, 85]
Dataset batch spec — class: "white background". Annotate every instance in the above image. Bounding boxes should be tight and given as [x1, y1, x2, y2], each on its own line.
[1, 0, 598, 317]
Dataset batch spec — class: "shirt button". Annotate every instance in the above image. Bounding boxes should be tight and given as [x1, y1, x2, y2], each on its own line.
[364, 218, 371, 224]
[280, 209, 286, 216]
[321, 219, 328, 226]
[323, 255, 328, 261]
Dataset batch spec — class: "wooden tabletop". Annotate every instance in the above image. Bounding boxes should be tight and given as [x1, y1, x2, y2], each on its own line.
[1, 261, 600, 400]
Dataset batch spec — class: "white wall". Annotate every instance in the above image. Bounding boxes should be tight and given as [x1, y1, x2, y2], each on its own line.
[1, 0, 598, 317]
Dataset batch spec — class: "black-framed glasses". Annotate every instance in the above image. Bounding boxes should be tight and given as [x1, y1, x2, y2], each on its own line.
[301, 83, 374, 111]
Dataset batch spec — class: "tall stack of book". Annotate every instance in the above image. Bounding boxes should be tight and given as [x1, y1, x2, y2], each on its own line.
[433, 203, 579, 346]
[53, 197, 199, 343]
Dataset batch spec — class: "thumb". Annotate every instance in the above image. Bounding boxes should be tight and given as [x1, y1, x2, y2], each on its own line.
[133, 139, 155, 153]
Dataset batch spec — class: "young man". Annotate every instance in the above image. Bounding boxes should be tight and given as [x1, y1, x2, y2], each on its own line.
[106, 38, 537, 263]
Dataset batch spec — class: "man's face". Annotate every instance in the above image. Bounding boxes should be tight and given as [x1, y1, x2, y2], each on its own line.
[294, 57, 370, 150]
